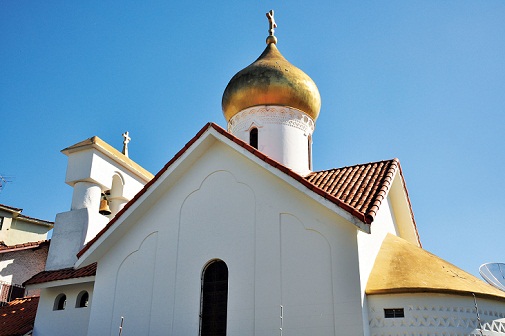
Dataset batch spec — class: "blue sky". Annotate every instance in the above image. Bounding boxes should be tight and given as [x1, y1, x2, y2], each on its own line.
[1, 1, 504, 278]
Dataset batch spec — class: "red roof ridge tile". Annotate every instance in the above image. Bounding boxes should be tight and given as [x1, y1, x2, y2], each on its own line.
[308, 158, 401, 175]
[0, 240, 50, 253]
[305, 158, 407, 224]
[24, 263, 97, 286]
[365, 159, 399, 221]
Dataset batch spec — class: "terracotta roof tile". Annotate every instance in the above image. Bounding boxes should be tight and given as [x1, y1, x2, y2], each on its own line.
[305, 159, 400, 223]
[0, 296, 39, 336]
[0, 240, 49, 254]
[24, 263, 96, 286]
[78, 123, 416, 259]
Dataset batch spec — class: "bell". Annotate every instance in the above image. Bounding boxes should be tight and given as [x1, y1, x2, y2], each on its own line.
[99, 198, 111, 215]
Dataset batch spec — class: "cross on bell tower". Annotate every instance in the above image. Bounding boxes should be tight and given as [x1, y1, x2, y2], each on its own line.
[122, 131, 131, 157]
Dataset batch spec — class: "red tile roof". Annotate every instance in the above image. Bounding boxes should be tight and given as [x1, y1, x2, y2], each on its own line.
[0, 296, 39, 336]
[77, 122, 416, 259]
[24, 263, 96, 286]
[305, 159, 399, 223]
[0, 240, 49, 254]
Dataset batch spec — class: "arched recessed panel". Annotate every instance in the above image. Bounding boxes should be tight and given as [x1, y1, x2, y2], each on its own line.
[280, 214, 335, 334]
[174, 170, 255, 334]
[200, 260, 228, 336]
[111, 232, 158, 335]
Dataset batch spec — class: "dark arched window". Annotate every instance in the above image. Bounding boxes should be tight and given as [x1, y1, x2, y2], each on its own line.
[54, 294, 66, 311]
[250, 128, 258, 149]
[76, 290, 89, 308]
[200, 260, 228, 336]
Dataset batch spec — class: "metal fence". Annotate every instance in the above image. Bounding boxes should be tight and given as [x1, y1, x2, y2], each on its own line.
[0, 280, 25, 306]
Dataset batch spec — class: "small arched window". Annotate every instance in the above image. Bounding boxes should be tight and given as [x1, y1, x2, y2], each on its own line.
[200, 260, 228, 336]
[53, 294, 66, 311]
[76, 290, 89, 308]
[250, 128, 258, 149]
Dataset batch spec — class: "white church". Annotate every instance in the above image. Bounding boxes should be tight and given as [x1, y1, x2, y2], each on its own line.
[23, 11, 505, 336]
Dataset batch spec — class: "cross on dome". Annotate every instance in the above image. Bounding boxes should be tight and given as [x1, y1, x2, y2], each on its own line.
[266, 10, 277, 36]
[266, 10, 278, 44]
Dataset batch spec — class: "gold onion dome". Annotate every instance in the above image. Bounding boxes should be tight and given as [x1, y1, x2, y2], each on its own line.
[222, 10, 321, 122]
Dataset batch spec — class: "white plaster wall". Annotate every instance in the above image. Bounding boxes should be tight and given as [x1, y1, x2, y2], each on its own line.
[86, 141, 364, 336]
[65, 150, 93, 186]
[228, 106, 314, 175]
[357, 197, 399, 289]
[71, 182, 102, 211]
[368, 293, 505, 336]
[357, 196, 400, 335]
[33, 282, 94, 336]
[45, 208, 107, 270]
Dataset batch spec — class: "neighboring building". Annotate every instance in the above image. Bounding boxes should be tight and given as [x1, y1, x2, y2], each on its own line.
[20, 12, 505, 336]
[0, 208, 51, 334]
[0, 240, 49, 304]
[0, 204, 53, 246]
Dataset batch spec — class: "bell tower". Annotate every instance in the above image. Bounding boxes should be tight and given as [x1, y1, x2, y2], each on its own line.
[45, 135, 153, 270]
[222, 10, 321, 175]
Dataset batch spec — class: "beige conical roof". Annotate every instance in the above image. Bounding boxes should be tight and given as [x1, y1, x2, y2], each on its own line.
[366, 233, 505, 301]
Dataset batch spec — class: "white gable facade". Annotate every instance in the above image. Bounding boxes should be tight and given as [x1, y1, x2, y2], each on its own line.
[79, 129, 365, 335]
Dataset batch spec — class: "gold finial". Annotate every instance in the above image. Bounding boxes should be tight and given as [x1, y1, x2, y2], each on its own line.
[122, 131, 130, 157]
[266, 10, 277, 44]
